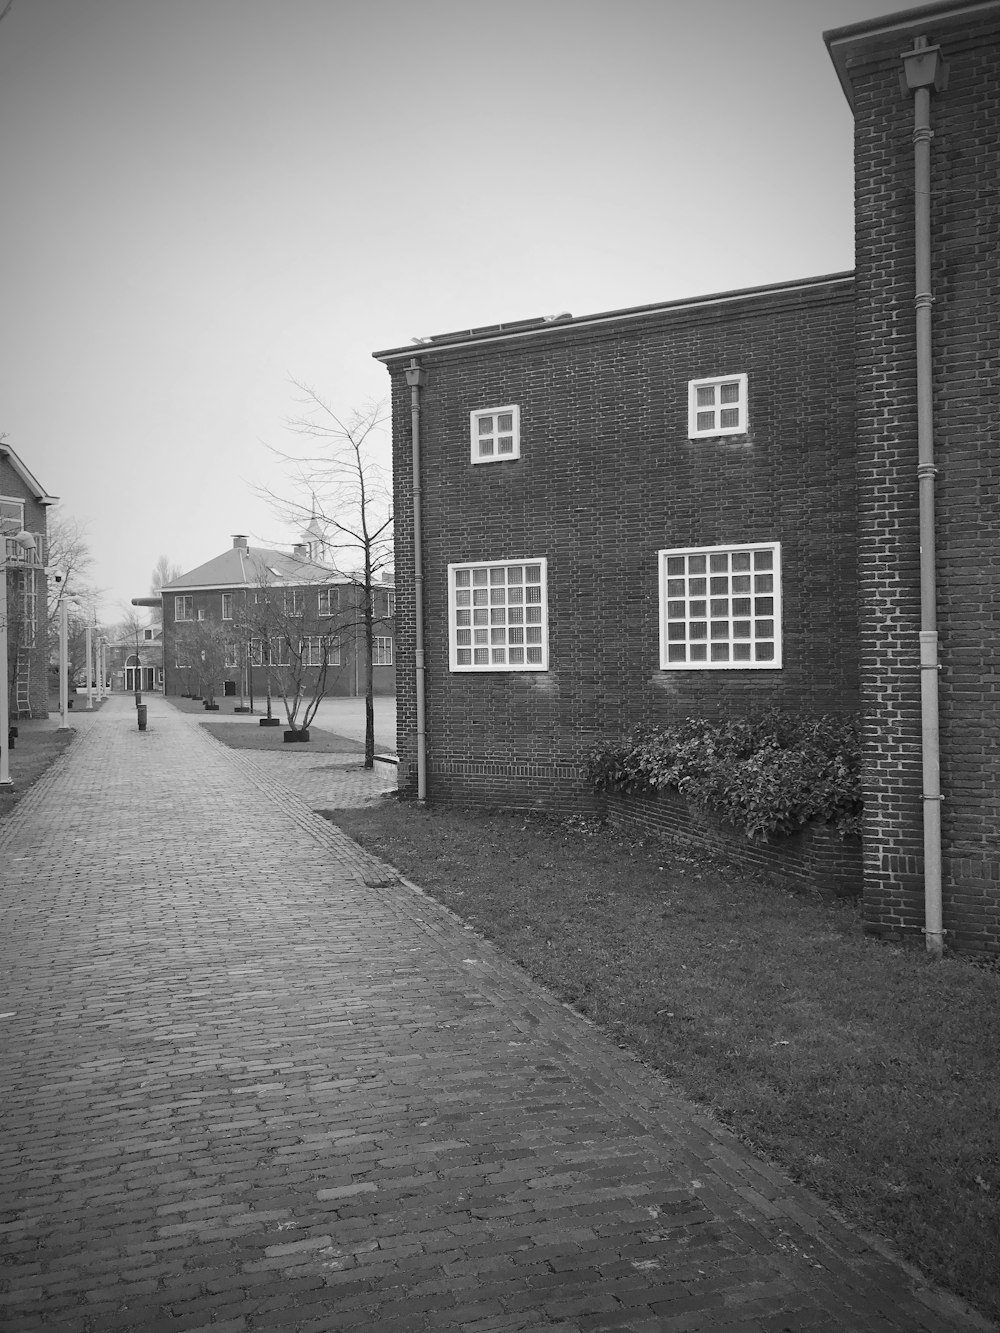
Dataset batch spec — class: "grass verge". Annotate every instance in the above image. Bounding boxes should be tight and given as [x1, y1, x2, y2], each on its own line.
[328, 800, 1000, 1324]
[0, 724, 77, 823]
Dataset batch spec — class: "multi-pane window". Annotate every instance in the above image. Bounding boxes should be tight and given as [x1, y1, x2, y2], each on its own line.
[659, 543, 781, 669]
[471, 405, 520, 464]
[373, 636, 392, 666]
[285, 590, 304, 616]
[0, 496, 25, 526]
[175, 595, 194, 621]
[449, 559, 547, 671]
[317, 587, 339, 617]
[224, 642, 240, 668]
[303, 635, 340, 667]
[688, 374, 748, 438]
[221, 593, 233, 620]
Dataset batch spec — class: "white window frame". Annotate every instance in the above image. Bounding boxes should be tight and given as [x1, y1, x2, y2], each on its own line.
[175, 595, 194, 622]
[0, 496, 25, 528]
[470, 405, 520, 464]
[284, 589, 304, 617]
[448, 558, 548, 672]
[658, 541, 781, 670]
[372, 636, 392, 667]
[303, 635, 340, 667]
[317, 587, 338, 617]
[221, 593, 233, 620]
[224, 642, 240, 669]
[688, 374, 748, 439]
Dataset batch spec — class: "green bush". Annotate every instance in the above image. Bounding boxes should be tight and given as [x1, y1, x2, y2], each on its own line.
[584, 712, 862, 842]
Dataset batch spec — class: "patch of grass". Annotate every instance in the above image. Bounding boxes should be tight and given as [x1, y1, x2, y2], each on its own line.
[329, 801, 1000, 1324]
[0, 724, 77, 822]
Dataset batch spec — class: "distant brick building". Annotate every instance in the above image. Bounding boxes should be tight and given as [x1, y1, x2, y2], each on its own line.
[1, 443, 55, 720]
[376, 0, 1000, 956]
[160, 535, 395, 702]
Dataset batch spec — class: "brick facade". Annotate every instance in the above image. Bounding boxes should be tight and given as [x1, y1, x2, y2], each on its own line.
[1, 446, 54, 721]
[831, 2, 1000, 954]
[384, 280, 858, 807]
[378, 0, 1000, 956]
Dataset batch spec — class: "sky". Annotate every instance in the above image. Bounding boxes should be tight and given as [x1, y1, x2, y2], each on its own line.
[1, 0, 899, 625]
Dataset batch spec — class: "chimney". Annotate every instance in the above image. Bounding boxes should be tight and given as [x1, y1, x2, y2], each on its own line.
[233, 535, 249, 551]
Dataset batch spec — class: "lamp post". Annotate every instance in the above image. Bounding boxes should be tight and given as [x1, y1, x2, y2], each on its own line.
[1, 525, 38, 788]
[85, 620, 94, 710]
[58, 593, 79, 730]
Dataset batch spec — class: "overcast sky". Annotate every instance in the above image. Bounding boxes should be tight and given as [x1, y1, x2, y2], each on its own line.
[1, 0, 897, 623]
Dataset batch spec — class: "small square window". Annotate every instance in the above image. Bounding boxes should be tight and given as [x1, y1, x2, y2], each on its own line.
[688, 374, 748, 438]
[471, 405, 521, 464]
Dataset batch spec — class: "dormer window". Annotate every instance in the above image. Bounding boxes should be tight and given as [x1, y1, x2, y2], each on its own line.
[471, 406, 520, 464]
[688, 374, 748, 438]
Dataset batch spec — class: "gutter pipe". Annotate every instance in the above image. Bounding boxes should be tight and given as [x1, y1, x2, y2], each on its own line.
[405, 360, 428, 802]
[901, 36, 948, 957]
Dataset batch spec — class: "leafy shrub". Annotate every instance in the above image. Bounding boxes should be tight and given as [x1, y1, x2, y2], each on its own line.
[584, 712, 862, 842]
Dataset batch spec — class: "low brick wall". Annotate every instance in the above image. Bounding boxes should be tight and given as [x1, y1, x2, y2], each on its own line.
[602, 788, 862, 900]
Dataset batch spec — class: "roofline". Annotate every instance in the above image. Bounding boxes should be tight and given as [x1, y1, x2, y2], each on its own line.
[161, 576, 396, 594]
[372, 271, 855, 364]
[824, 0, 1000, 107]
[0, 443, 58, 505]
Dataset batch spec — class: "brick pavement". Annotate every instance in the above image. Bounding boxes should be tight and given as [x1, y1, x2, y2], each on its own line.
[0, 696, 990, 1332]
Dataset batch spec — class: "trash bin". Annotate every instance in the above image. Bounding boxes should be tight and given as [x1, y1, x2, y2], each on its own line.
[137, 704, 147, 731]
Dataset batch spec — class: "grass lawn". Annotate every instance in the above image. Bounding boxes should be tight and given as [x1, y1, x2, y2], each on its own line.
[328, 800, 1000, 1325]
[0, 722, 77, 822]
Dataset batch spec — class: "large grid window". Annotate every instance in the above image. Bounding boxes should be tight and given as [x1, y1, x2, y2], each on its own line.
[372, 636, 392, 666]
[688, 374, 748, 438]
[659, 542, 781, 669]
[449, 559, 547, 671]
[175, 595, 194, 621]
[303, 635, 339, 667]
[470, 405, 520, 464]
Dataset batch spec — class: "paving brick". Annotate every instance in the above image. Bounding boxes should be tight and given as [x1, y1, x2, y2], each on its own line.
[0, 697, 989, 1332]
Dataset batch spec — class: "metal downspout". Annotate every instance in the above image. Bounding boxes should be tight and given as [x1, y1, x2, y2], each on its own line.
[406, 360, 428, 802]
[902, 37, 948, 956]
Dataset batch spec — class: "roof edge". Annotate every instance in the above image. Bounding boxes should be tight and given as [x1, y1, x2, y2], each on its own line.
[0, 443, 58, 505]
[824, 0, 1000, 108]
[373, 271, 855, 363]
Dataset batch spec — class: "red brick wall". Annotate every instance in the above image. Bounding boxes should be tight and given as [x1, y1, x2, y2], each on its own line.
[846, 10, 1000, 954]
[389, 281, 858, 810]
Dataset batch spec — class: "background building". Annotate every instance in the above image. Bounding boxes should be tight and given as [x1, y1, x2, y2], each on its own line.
[1, 443, 55, 719]
[159, 534, 395, 702]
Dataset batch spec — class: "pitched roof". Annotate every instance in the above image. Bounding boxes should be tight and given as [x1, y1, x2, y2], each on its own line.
[0, 442, 58, 505]
[163, 544, 343, 592]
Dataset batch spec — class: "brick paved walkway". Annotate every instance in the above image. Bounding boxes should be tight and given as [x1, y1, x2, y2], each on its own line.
[0, 697, 989, 1332]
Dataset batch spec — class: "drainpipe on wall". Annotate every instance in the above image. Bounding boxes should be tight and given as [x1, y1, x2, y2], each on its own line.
[406, 360, 428, 803]
[901, 36, 948, 957]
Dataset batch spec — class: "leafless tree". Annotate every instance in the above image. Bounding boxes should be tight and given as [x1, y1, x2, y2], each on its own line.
[260, 387, 392, 766]
[149, 556, 183, 600]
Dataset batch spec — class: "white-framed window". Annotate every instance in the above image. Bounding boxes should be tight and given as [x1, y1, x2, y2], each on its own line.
[197, 608, 206, 621]
[688, 374, 748, 438]
[175, 595, 194, 622]
[1, 496, 25, 528]
[383, 590, 395, 618]
[224, 642, 240, 668]
[303, 635, 340, 667]
[470, 405, 520, 464]
[373, 636, 392, 667]
[317, 587, 339, 617]
[221, 593, 233, 620]
[285, 589, 304, 616]
[658, 542, 781, 669]
[449, 558, 547, 671]
[249, 639, 264, 667]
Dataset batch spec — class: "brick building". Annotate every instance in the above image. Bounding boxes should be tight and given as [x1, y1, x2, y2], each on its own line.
[160, 535, 395, 702]
[1, 443, 55, 720]
[375, 0, 1000, 956]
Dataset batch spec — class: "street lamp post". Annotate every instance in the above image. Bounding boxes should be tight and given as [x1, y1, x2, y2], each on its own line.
[1, 526, 38, 788]
[85, 621, 94, 710]
[58, 594, 79, 730]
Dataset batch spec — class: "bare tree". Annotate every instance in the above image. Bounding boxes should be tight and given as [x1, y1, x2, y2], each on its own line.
[45, 508, 100, 648]
[260, 387, 392, 767]
[150, 556, 183, 599]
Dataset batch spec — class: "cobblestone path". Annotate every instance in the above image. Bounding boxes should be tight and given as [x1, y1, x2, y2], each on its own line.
[0, 697, 987, 1332]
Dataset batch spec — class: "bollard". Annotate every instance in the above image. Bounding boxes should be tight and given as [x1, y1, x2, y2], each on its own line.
[137, 704, 147, 731]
